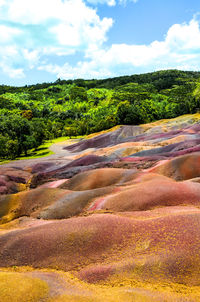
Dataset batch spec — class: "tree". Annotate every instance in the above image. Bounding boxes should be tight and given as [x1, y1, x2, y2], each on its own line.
[21, 110, 33, 120]
[21, 135, 36, 156]
[5, 139, 18, 159]
[31, 118, 47, 149]
[69, 87, 88, 102]
[64, 126, 78, 138]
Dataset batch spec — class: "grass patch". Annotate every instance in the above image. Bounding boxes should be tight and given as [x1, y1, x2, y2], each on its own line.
[0, 135, 85, 164]
[17, 136, 70, 160]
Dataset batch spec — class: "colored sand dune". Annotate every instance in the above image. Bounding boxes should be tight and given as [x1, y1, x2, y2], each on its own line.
[1, 114, 200, 301]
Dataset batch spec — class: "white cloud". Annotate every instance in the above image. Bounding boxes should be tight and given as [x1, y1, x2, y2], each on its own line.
[165, 19, 200, 50]
[0, 0, 113, 78]
[6, 0, 73, 25]
[0, 62, 25, 79]
[50, 14, 112, 48]
[50, 24, 81, 47]
[0, 25, 21, 43]
[42, 47, 76, 57]
[23, 49, 40, 69]
[119, 0, 138, 4]
[86, 18, 200, 68]
[0, 45, 25, 79]
[86, 0, 116, 6]
[38, 64, 62, 75]
[0, 0, 6, 7]
[38, 17, 200, 79]
[86, 0, 138, 6]
[38, 61, 112, 79]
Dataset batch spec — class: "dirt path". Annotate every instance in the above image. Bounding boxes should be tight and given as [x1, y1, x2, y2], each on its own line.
[0, 139, 82, 169]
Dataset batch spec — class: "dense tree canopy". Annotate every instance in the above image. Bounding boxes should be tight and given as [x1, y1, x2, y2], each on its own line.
[0, 69, 200, 159]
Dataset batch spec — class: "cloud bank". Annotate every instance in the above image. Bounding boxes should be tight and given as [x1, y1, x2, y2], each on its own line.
[40, 18, 200, 79]
[86, 0, 138, 6]
[0, 0, 199, 82]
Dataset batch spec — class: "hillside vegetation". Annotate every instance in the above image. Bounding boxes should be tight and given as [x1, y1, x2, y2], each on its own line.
[1, 69, 200, 159]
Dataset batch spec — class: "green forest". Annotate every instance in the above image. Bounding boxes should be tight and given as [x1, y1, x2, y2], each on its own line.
[1, 69, 200, 159]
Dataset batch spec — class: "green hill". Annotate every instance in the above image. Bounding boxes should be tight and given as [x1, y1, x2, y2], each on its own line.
[1, 69, 200, 159]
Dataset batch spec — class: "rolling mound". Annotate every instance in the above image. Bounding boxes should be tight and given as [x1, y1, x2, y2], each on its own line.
[88, 176, 200, 211]
[1, 114, 200, 301]
[1, 211, 200, 287]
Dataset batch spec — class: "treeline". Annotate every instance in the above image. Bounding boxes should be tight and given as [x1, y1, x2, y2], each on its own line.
[0, 69, 200, 159]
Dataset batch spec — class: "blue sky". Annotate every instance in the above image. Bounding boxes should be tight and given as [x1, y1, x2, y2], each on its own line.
[0, 0, 200, 85]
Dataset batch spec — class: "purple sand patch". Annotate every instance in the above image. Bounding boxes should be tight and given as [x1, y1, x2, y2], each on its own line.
[122, 155, 167, 162]
[6, 175, 27, 184]
[64, 125, 200, 154]
[30, 161, 115, 188]
[65, 132, 120, 152]
[163, 145, 200, 158]
[0, 186, 8, 194]
[64, 155, 108, 168]
[129, 139, 200, 158]
[36, 155, 109, 176]
[64, 126, 144, 152]
[186, 123, 200, 132]
[31, 162, 56, 174]
[0, 176, 8, 187]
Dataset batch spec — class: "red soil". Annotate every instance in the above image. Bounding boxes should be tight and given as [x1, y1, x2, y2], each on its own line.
[90, 177, 200, 211]
[149, 153, 200, 180]
[66, 168, 138, 191]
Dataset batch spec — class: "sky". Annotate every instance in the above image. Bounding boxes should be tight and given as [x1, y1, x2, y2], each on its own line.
[0, 0, 200, 85]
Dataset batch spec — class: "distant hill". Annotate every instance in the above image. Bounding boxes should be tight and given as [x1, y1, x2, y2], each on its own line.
[1, 69, 200, 92]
